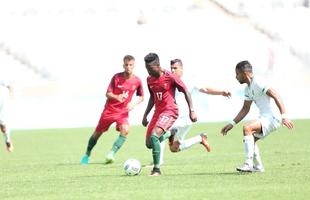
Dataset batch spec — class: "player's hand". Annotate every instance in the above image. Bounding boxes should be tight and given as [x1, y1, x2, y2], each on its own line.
[142, 116, 149, 127]
[189, 111, 197, 122]
[222, 91, 231, 98]
[127, 102, 135, 111]
[221, 124, 233, 136]
[282, 118, 294, 129]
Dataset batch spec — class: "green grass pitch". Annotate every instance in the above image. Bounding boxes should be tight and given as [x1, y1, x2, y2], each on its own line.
[1, 119, 309, 200]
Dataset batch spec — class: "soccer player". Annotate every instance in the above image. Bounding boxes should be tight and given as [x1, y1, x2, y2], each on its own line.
[80, 55, 144, 165]
[142, 53, 197, 176]
[0, 78, 13, 152]
[221, 60, 294, 172]
[166, 59, 231, 153]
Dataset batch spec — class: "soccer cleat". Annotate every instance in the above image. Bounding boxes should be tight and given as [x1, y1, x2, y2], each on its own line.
[80, 154, 89, 165]
[149, 167, 161, 176]
[104, 152, 115, 164]
[6, 141, 14, 152]
[251, 165, 265, 172]
[236, 163, 253, 172]
[200, 133, 211, 152]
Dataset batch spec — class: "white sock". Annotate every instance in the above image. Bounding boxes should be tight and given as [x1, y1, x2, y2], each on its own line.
[3, 128, 11, 143]
[243, 135, 254, 167]
[254, 143, 263, 167]
[159, 140, 165, 165]
[179, 135, 202, 151]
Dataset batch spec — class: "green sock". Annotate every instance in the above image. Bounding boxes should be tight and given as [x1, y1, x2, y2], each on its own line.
[86, 135, 97, 156]
[150, 135, 161, 168]
[111, 135, 127, 155]
[159, 131, 171, 142]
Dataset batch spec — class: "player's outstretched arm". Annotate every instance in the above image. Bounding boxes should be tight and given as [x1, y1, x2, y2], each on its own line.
[199, 87, 231, 98]
[221, 100, 252, 136]
[266, 88, 294, 129]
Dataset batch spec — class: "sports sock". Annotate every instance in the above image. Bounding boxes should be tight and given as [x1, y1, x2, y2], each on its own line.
[254, 143, 263, 167]
[179, 135, 202, 151]
[159, 140, 165, 165]
[111, 135, 127, 155]
[3, 127, 11, 143]
[150, 135, 161, 168]
[243, 135, 254, 166]
[86, 135, 97, 156]
[159, 131, 171, 142]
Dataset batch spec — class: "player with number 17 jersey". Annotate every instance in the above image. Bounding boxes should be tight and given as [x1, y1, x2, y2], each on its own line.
[145, 70, 187, 139]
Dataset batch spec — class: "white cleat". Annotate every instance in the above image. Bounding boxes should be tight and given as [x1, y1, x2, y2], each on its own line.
[104, 152, 115, 164]
[236, 163, 253, 172]
[251, 165, 265, 172]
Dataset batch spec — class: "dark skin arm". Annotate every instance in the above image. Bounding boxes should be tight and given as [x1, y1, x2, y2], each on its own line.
[183, 88, 197, 122]
[266, 88, 293, 129]
[142, 90, 154, 127]
[221, 100, 252, 135]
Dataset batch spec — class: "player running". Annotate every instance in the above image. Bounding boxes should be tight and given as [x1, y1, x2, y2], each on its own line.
[165, 59, 231, 154]
[142, 53, 197, 176]
[80, 55, 144, 165]
[221, 60, 294, 172]
[0, 78, 13, 152]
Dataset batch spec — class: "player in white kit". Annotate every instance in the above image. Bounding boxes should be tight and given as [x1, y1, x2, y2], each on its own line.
[157, 59, 231, 164]
[221, 60, 293, 172]
[0, 79, 13, 152]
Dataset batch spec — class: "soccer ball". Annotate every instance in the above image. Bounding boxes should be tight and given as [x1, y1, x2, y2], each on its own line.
[123, 158, 141, 176]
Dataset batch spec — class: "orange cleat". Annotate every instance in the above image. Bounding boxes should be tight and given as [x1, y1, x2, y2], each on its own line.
[200, 133, 211, 152]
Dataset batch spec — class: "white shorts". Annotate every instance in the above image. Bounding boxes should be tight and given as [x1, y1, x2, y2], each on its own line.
[171, 124, 192, 142]
[254, 116, 281, 139]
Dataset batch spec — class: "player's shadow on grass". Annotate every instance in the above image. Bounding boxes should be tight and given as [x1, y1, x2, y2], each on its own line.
[166, 172, 252, 176]
[56, 162, 123, 168]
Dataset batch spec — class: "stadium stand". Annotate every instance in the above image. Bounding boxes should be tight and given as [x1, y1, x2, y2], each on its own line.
[0, 0, 309, 129]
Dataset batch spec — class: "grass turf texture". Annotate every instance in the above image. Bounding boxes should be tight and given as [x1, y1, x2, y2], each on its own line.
[1, 119, 309, 200]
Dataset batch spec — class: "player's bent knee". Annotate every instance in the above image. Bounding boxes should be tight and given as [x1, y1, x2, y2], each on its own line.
[243, 125, 253, 135]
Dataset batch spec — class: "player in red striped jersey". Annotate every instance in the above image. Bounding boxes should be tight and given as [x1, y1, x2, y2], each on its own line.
[142, 53, 197, 176]
[80, 55, 144, 165]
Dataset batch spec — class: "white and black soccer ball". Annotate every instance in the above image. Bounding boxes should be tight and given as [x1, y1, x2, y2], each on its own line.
[123, 158, 141, 176]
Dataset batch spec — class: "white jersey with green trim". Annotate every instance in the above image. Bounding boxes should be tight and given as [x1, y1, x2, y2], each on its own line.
[244, 77, 274, 117]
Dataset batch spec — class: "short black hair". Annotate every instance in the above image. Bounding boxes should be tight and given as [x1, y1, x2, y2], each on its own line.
[236, 60, 252, 72]
[170, 59, 183, 66]
[144, 53, 160, 66]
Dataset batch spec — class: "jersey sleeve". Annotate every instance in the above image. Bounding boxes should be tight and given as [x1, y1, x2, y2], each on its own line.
[256, 78, 270, 94]
[106, 74, 116, 93]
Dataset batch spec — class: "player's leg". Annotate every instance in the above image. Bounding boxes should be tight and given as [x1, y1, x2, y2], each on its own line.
[251, 116, 281, 172]
[105, 123, 129, 164]
[80, 113, 112, 165]
[170, 126, 211, 152]
[236, 120, 262, 172]
[149, 126, 165, 176]
[80, 130, 104, 164]
[0, 124, 13, 152]
[149, 112, 176, 176]
[252, 138, 264, 172]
